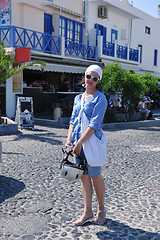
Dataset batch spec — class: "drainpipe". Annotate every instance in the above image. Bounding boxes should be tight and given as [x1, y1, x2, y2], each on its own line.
[84, 0, 88, 45]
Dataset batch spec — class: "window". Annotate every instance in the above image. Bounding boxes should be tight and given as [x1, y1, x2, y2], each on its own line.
[145, 26, 151, 35]
[154, 49, 158, 66]
[59, 17, 66, 37]
[59, 16, 83, 43]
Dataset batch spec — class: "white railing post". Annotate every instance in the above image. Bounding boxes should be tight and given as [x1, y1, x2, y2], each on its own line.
[114, 40, 117, 58]
[97, 35, 103, 58]
[127, 43, 130, 61]
[138, 46, 141, 63]
[61, 37, 65, 57]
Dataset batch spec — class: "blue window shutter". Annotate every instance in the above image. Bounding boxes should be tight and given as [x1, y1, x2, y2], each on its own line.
[44, 13, 54, 34]
[154, 49, 158, 66]
[103, 27, 107, 42]
[138, 44, 142, 63]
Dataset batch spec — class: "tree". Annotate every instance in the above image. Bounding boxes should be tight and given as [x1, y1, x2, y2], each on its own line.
[101, 61, 125, 93]
[139, 73, 159, 96]
[122, 70, 146, 120]
[0, 40, 46, 123]
[100, 62, 148, 121]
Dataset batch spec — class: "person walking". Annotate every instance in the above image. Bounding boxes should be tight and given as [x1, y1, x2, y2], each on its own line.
[65, 65, 107, 225]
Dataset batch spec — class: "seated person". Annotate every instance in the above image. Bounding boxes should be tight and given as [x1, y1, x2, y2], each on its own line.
[58, 79, 71, 92]
[58, 79, 72, 116]
[119, 100, 128, 121]
[137, 96, 151, 120]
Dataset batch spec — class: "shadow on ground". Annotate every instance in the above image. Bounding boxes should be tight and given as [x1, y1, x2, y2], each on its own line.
[97, 219, 159, 239]
[0, 176, 25, 204]
[11, 132, 64, 146]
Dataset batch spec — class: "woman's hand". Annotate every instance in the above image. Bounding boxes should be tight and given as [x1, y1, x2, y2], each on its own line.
[65, 142, 73, 153]
[73, 141, 82, 156]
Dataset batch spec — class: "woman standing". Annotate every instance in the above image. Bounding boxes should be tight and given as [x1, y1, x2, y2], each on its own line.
[66, 65, 107, 225]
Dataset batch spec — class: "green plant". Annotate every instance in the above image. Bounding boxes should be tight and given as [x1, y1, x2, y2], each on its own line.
[0, 40, 46, 123]
[101, 61, 125, 93]
[0, 40, 46, 86]
[122, 70, 146, 103]
[139, 73, 159, 96]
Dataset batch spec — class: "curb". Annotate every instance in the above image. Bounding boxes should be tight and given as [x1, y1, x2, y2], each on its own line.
[0, 118, 18, 135]
[34, 117, 160, 130]
[103, 118, 160, 130]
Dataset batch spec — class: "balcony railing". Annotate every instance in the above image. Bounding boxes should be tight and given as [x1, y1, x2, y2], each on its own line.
[0, 25, 61, 55]
[103, 42, 114, 57]
[102, 40, 139, 62]
[129, 48, 139, 62]
[117, 45, 127, 60]
[65, 40, 97, 60]
[0, 25, 97, 61]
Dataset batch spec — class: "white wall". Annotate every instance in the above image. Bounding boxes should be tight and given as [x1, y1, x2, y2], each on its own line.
[11, 0, 84, 33]
[131, 10, 160, 73]
[88, 2, 131, 46]
[6, 77, 17, 119]
[88, 0, 160, 76]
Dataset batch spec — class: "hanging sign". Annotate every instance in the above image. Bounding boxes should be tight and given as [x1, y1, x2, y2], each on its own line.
[15, 97, 34, 130]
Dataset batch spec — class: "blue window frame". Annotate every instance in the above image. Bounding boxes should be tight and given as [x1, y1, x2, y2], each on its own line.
[94, 24, 107, 45]
[154, 49, 158, 66]
[59, 16, 83, 43]
[138, 44, 142, 63]
[111, 29, 118, 43]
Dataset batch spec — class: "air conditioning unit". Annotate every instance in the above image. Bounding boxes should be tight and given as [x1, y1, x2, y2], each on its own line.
[98, 6, 108, 19]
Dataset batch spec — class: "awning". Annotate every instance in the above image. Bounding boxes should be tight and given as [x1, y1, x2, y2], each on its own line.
[27, 63, 86, 74]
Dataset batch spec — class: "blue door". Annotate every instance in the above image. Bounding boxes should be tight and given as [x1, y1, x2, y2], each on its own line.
[94, 24, 107, 45]
[44, 13, 54, 52]
[111, 29, 118, 43]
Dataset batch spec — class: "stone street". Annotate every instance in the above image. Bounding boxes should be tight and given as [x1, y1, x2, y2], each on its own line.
[0, 121, 160, 240]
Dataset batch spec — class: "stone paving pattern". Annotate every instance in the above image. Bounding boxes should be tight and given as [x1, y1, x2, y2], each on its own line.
[0, 122, 160, 240]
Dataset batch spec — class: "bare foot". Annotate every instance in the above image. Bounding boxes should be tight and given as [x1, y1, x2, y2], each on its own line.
[94, 209, 106, 225]
[73, 212, 94, 226]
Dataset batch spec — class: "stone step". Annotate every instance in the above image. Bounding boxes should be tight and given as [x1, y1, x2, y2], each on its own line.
[153, 113, 160, 118]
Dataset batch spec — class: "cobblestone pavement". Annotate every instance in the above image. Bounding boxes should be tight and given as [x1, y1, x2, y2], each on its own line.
[0, 122, 160, 240]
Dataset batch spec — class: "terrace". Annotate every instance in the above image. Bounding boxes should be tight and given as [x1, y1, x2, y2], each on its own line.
[0, 25, 139, 64]
[0, 25, 97, 61]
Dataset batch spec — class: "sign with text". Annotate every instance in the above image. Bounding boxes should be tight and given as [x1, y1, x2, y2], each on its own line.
[12, 71, 23, 93]
[15, 97, 34, 130]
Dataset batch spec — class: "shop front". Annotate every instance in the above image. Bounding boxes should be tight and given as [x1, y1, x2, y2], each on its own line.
[22, 63, 86, 120]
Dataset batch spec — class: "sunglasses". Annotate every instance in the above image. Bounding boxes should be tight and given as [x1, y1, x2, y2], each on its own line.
[86, 74, 100, 82]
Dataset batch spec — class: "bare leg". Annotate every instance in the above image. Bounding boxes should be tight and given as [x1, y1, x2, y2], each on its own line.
[92, 174, 106, 224]
[73, 175, 94, 225]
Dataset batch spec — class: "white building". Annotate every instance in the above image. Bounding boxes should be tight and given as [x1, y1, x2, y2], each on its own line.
[0, 0, 160, 119]
[87, 0, 160, 75]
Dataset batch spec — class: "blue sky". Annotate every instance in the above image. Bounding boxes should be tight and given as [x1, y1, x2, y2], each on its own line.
[128, 0, 160, 18]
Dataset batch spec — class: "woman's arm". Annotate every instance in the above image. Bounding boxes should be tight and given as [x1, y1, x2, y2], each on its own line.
[66, 123, 73, 146]
[73, 127, 95, 155]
